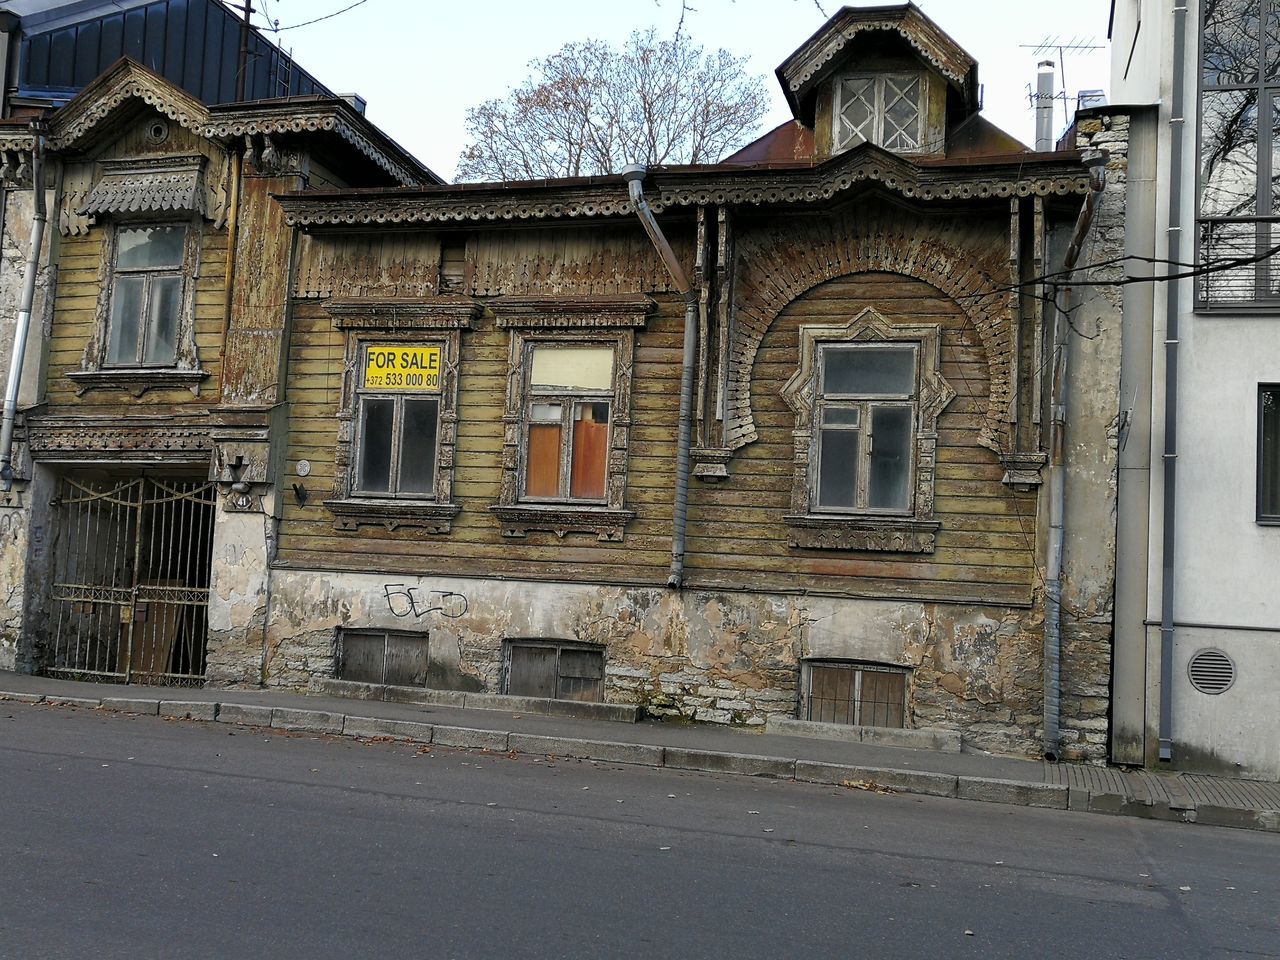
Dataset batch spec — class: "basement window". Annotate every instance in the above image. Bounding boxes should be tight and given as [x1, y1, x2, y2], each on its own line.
[504, 640, 604, 702]
[336, 628, 430, 687]
[801, 660, 907, 728]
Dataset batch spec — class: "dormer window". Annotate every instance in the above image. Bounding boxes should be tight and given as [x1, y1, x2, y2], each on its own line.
[833, 73, 924, 153]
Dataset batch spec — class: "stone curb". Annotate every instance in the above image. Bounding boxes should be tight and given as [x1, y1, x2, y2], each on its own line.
[795, 760, 958, 798]
[508, 733, 664, 766]
[343, 715, 434, 743]
[159, 700, 219, 721]
[956, 776, 1070, 810]
[271, 708, 344, 735]
[215, 703, 273, 726]
[5, 689, 1279, 834]
[100, 697, 160, 716]
[310, 678, 640, 723]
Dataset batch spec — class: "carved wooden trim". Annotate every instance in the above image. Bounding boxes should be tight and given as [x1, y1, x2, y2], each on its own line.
[489, 505, 635, 542]
[328, 319, 462, 521]
[327, 297, 479, 330]
[77, 155, 207, 218]
[325, 499, 460, 533]
[728, 209, 1012, 457]
[784, 515, 941, 553]
[496, 328, 635, 535]
[65, 368, 209, 397]
[780, 307, 954, 551]
[779, 7, 975, 97]
[691, 447, 732, 482]
[27, 418, 214, 461]
[999, 451, 1048, 490]
[491, 295, 655, 328]
[277, 153, 1091, 228]
[77, 217, 206, 388]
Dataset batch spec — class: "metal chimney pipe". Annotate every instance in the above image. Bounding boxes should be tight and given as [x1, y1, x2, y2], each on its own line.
[1036, 60, 1056, 151]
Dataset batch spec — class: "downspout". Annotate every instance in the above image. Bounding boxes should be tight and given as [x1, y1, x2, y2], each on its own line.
[0, 124, 45, 492]
[1158, 3, 1189, 762]
[1043, 153, 1108, 760]
[621, 164, 698, 588]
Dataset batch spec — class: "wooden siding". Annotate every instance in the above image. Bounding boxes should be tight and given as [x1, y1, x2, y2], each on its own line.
[45, 220, 228, 412]
[689, 271, 1035, 603]
[277, 265, 1034, 606]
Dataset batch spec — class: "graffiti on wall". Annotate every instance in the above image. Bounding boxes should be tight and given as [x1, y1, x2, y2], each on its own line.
[383, 583, 468, 620]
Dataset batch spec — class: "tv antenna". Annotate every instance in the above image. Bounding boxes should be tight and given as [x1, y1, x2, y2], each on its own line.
[1019, 35, 1107, 130]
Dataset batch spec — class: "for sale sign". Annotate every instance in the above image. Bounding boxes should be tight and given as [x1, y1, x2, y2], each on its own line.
[362, 345, 442, 392]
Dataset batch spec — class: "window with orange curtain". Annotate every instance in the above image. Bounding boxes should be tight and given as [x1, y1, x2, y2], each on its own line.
[522, 345, 614, 502]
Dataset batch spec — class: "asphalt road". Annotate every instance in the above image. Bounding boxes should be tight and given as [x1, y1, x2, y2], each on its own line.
[1, 703, 1276, 960]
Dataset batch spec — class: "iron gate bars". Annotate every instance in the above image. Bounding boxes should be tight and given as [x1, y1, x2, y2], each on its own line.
[47, 475, 216, 686]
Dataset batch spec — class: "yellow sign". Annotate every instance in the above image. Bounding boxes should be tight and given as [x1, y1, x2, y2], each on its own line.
[362, 345, 442, 392]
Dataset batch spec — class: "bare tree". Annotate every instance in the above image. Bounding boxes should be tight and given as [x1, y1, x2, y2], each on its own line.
[455, 29, 770, 182]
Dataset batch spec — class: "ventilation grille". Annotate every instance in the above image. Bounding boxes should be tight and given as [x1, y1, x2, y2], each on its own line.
[1187, 649, 1236, 695]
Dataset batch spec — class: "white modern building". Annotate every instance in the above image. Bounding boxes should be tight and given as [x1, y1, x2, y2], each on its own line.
[1109, 0, 1280, 779]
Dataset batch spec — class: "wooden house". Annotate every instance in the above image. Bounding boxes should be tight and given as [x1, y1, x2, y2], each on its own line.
[0, 3, 1132, 762]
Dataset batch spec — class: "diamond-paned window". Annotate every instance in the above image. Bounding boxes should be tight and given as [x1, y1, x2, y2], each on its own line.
[833, 73, 924, 153]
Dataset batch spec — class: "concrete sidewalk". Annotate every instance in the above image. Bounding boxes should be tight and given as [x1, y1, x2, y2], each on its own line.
[3, 670, 1278, 833]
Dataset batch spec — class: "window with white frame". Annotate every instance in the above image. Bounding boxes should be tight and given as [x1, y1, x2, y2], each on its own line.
[1196, 0, 1280, 304]
[104, 224, 189, 367]
[834, 73, 924, 153]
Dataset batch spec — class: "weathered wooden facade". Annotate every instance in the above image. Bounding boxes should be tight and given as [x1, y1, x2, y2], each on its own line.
[0, 4, 1129, 762]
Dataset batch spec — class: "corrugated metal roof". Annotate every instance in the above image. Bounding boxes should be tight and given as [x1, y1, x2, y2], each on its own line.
[14, 0, 332, 105]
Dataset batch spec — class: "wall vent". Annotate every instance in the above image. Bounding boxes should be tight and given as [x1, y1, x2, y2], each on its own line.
[1187, 649, 1236, 695]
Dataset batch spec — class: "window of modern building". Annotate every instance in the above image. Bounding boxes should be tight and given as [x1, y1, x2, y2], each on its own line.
[1261, 384, 1279, 521]
[1196, 0, 1280, 305]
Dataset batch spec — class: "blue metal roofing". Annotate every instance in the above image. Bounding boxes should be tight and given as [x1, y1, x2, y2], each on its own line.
[16, 0, 333, 105]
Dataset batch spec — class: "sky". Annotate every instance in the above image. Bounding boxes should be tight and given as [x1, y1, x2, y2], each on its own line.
[241, 0, 1114, 181]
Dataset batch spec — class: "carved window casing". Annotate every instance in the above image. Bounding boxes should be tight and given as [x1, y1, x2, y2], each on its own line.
[324, 300, 475, 533]
[490, 296, 651, 541]
[71, 218, 207, 396]
[781, 308, 954, 553]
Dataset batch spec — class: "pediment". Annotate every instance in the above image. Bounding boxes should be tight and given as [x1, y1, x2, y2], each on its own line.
[777, 3, 978, 125]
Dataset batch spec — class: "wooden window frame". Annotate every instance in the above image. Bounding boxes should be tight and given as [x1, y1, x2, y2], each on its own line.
[335, 626, 431, 688]
[324, 300, 475, 534]
[350, 342, 445, 500]
[492, 327, 636, 541]
[832, 72, 925, 153]
[781, 307, 954, 553]
[800, 659, 909, 729]
[502, 638, 605, 703]
[1195, 2, 1280, 307]
[813, 343, 919, 517]
[71, 217, 207, 396]
[1260, 383, 1280, 524]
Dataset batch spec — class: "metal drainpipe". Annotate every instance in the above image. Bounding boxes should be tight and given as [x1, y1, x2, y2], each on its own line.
[1158, 3, 1189, 763]
[1043, 154, 1107, 760]
[0, 126, 45, 492]
[621, 165, 698, 588]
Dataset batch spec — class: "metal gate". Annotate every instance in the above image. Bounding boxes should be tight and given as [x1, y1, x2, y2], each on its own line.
[47, 475, 216, 686]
